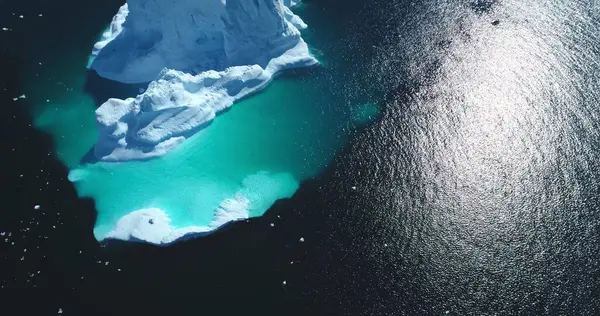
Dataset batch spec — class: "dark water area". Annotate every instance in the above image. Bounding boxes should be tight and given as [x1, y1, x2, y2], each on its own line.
[2, 0, 600, 315]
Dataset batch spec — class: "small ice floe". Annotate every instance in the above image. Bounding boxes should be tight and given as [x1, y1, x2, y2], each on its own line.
[19, 15, 23, 19]
[299, 237, 304, 242]
[34, 205, 40, 210]
[38, 14, 43, 17]
[351, 186, 357, 190]
[58, 308, 63, 314]
[13, 94, 26, 101]
[270, 223, 274, 227]
[105, 261, 109, 266]
[1, 28, 8, 31]
[282, 280, 286, 285]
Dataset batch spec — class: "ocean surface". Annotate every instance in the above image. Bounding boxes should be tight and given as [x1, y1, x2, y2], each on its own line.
[2, 0, 600, 315]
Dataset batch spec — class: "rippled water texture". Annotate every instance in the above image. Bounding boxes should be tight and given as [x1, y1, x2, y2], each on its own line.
[305, 0, 600, 313]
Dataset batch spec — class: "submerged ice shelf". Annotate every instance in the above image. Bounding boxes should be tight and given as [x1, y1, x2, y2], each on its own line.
[73, 0, 320, 244]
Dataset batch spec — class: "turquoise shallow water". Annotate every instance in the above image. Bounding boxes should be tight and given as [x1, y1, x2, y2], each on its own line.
[24, 2, 380, 241]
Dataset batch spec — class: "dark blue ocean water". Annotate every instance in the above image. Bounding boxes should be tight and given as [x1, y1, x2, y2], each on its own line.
[1, 0, 600, 315]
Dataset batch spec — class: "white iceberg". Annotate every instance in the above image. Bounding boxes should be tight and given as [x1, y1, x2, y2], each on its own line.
[90, 0, 316, 161]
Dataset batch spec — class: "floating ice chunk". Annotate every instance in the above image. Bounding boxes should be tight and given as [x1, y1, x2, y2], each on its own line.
[33, 205, 40, 210]
[1, 28, 8, 31]
[299, 237, 304, 242]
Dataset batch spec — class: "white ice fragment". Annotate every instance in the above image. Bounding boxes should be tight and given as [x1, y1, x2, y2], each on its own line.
[270, 223, 275, 227]
[351, 186, 357, 190]
[19, 15, 23, 19]
[299, 237, 304, 242]
[58, 308, 63, 314]
[1, 28, 8, 31]
[282, 281, 287, 285]
[34, 205, 40, 210]
[38, 14, 43, 17]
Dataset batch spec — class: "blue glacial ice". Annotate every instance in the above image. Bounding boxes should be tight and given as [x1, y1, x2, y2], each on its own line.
[82, 0, 317, 244]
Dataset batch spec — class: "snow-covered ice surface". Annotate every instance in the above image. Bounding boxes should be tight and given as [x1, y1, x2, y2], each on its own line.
[90, 0, 317, 162]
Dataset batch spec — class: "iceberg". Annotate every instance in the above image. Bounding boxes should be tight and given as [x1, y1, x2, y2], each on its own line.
[90, 0, 317, 161]
[82, 0, 315, 244]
